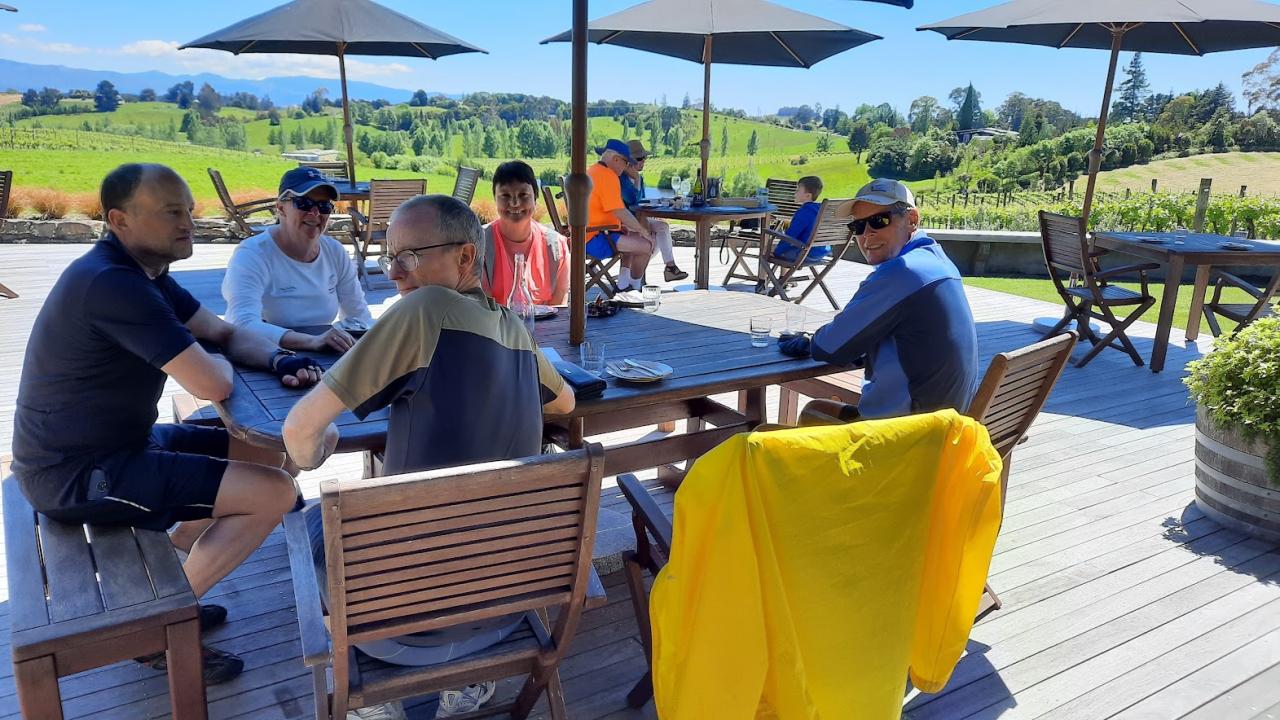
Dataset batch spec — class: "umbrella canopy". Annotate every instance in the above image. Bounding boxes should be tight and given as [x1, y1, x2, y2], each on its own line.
[920, 0, 1280, 222]
[182, 0, 485, 182]
[0, 5, 17, 11]
[545, 0, 897, 190]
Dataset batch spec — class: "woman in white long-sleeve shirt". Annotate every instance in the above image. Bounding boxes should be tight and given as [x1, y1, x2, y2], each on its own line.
[223, 167, 373, 353]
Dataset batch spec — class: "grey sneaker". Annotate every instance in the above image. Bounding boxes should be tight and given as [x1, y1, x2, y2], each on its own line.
[664, 265, 689, 282]
[435, 682, 497, 718]
[347, 702, 406, 720]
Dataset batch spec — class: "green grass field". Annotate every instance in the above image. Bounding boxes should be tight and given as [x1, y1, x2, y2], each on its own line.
[1093, 152, 1280, 196]
[962, 276, 1257, 335]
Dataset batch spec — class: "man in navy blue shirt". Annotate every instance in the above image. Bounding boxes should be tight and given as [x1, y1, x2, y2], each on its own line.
[11, 163, 323, 683]
[780, 179, 978, 418]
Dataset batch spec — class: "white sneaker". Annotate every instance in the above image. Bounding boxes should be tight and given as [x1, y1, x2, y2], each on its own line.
[347, 701, 406, 720]
[435, 682, 497, 718]
[614, 290, 645, 306]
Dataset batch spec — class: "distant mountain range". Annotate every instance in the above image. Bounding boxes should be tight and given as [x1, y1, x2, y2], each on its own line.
[0, 59, 452, 105]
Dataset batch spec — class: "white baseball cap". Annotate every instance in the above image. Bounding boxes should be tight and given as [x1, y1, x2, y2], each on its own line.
[852, 178, 915, 212]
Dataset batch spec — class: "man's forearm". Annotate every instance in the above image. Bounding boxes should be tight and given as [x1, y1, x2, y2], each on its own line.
[287, 422, 339, 471]
[224, 325, 280, 369]
[614, 209, 648, 236]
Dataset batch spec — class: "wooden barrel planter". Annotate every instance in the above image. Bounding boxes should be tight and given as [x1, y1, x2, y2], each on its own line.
[1194, 406, 1280, 543]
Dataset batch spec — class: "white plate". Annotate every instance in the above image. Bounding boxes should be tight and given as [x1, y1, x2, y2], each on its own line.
[605, 360, 673, 383]
[534, 305, 559, 320]
[1219, 242, 1252, 251]
[1136, 236, 1166, 243]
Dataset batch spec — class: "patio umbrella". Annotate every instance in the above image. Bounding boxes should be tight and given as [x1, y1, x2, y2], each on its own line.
[920, 0, 1280, 223]
[181, 0, 485, 184]
[0, 5, 17, 11]
[544, 0, 903, 193]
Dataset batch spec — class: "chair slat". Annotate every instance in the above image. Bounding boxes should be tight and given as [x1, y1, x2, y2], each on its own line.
[346, 552, 578, 604]
[346, 562, 576, 617]
[342, 514, 581, 565]
[339, 460, 585, 520]
[344, 498, 583, 552]
[348, 576, 574, 628]
[343, 485, 584, 539]
[344, 524, 582, 581]
[86, 525, 157, 609]
[39, 517, 105, 622]
[345, 538, 581, 591]
[4, 479, 51, 632]
[0, 170, 13, 219]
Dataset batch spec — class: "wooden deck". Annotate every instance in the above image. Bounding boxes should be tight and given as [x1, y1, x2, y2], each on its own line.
[0, 241, 1277, 719]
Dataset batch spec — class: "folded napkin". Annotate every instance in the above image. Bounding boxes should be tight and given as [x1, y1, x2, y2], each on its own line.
[541, 348, 606, 400]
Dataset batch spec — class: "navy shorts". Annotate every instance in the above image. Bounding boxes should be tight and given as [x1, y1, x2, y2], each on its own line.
[36, 424, 231, 532]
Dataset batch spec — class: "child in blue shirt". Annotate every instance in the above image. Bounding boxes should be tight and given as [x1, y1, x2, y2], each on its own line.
[771, 175, 828, 263]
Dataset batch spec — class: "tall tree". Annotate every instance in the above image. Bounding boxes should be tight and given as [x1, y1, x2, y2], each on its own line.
[957, 84, 982, 131]
[1243, 48, 1280, 112]
[720, 123, 729, 157]
[196, 83, 220, 120]
[846, 119, 870, 161]
[908, 96, 939, 134]
[746, 129, 759, 156]
[94, 80, 120, 113]
[1111, 53, 1151, 123]
[138, 88, 157, 102]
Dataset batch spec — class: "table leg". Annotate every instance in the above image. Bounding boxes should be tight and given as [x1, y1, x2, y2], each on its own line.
[568, 418, 585, 450]
[696, 220, 711, 290]
[1152, 255, 1184, 373]
[1186, 265, 1211, 342]
[743, 387, 767, 428]
[166, 618, 209, 720]
[14, 655, 63, 720]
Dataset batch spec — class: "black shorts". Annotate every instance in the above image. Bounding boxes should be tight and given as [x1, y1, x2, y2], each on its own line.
[37, 424, 230, 532]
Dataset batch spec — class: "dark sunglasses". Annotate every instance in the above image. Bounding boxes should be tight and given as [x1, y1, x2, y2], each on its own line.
[290, 196, 335, 214]
[848, 210, 900, 235]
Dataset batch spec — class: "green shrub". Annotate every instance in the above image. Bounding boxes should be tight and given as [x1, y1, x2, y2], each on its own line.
[1185, 315, 1280, 485]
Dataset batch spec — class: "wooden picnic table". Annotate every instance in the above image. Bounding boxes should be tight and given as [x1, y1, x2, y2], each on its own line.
[213, 290, 840, 476]
[635, 203, 774, 290]
[1092, 231, 1280, 372]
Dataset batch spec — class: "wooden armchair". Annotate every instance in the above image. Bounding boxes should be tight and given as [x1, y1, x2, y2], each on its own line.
[452, 165, 482, 205]
[350, 179, 425, 288]
[1202, 270, 1279, 337]
[1039, 211, 1157, 367]
[297, 160, 350, 180]
[542, 185, 620, 297]
[760, 197, 856, 309]
[722, 177, 801, 287]
[0, 170, 15, 298]
[208, 168, 277, 239]
[284, 445, 607, 720]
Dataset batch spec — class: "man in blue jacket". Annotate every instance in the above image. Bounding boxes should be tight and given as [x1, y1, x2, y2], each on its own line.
[780, 179, 978, 419]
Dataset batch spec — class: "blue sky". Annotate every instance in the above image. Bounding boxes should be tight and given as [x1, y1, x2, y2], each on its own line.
[1, 0, 1271, 116]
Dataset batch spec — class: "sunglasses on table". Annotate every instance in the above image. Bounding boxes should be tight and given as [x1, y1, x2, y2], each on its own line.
[377, 242, 464, 274]
[848, 209, 902, 236]
[289, 196, 336, 214]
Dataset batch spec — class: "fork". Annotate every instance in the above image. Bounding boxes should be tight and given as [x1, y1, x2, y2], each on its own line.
[622, 358, 661, 377]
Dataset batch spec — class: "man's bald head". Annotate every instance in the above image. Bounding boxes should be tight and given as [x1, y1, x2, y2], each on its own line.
[100, 163, 185, 220]
[390, 195, 485, 278]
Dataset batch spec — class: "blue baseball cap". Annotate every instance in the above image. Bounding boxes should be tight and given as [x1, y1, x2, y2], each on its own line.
[594, 138, 633, 161]
[278, 166, 340, 200]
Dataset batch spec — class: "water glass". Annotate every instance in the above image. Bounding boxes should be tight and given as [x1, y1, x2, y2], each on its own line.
[580, 340, 606, 375]
[785, 304, 806, 335]
[1174, 226, 1189, 244]
[641, 284, 661, 313]
[750, 316, 772, 348]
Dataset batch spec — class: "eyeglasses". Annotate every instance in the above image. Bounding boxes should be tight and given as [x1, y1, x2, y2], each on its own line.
[848, 210, 901, 236]
[290, 196, 335, 214]
[377, 242, 463, 274]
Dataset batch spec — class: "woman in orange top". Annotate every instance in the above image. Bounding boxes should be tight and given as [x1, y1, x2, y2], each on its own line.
[481, 161, 571, 307]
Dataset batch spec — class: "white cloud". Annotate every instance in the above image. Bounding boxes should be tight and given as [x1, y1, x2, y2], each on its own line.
[1, 32, 90, 54]
[18, 23, 46, 33]
[119, 38, 414, 82]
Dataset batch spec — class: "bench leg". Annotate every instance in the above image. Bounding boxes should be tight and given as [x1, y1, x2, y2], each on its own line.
[166, 618, 209, 720]
[15, 655, 64, 720]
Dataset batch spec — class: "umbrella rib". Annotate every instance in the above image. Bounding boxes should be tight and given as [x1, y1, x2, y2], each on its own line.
[952, 27, 984, 40]
[1171, 22, 1201, 55]
[238, 40, 258, 54]
[1057, 23, 1085, 48]
[597, 30, 625, 45]
[410, 41, 439, 59]
[769, 32, 808, 67]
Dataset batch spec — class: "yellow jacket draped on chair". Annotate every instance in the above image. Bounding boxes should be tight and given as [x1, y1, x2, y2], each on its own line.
[650, 410, 1003, 719]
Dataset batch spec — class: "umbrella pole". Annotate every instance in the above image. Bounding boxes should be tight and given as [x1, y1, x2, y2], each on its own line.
[699, 36, 713, 187]
[1081, 29, 1125, 227]
[568, 0, 590, 345]
[338, 46, 357, 185]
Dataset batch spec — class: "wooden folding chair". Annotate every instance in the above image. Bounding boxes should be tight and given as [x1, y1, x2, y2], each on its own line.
[760, 198, 855, 310]
[452, 165, 482, 205]
[207, 168, 277, 240]
[297, 160, 350, 180]
[0, 170, 14, 297]
[1202, 269, 1279, 337]
[721, 178, 802, 287]
[284, 445, 607, 720]
[1039, 211, 1158, 367]
[797, 332, 1076, 620]
[350, 179, 425, 289]
[541, 185, 619, 297]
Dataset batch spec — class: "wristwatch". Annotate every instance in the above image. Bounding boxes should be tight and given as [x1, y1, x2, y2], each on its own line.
[269, 348, 296, 373]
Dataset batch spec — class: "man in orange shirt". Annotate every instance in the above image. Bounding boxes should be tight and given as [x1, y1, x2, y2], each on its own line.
[586, 139, 663, 301]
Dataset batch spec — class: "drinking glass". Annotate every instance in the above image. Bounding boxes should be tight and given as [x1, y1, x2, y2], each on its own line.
[750, 316, 772, 348]
[641, 284, 661, 313]
[580, 340, 606, 375]
[784, 304, 806, 336]
[1173, 226, 1189, 245]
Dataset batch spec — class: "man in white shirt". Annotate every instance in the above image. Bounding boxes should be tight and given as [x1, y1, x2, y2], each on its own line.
[222, 167, 373, 352]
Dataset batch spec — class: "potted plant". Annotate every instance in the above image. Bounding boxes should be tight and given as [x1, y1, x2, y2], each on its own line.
[1184, 314, 1280, 542]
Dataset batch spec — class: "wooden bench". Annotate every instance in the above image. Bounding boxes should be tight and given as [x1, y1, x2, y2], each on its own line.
[172, 392, 224, 427]
[3, 476, 208, 719]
